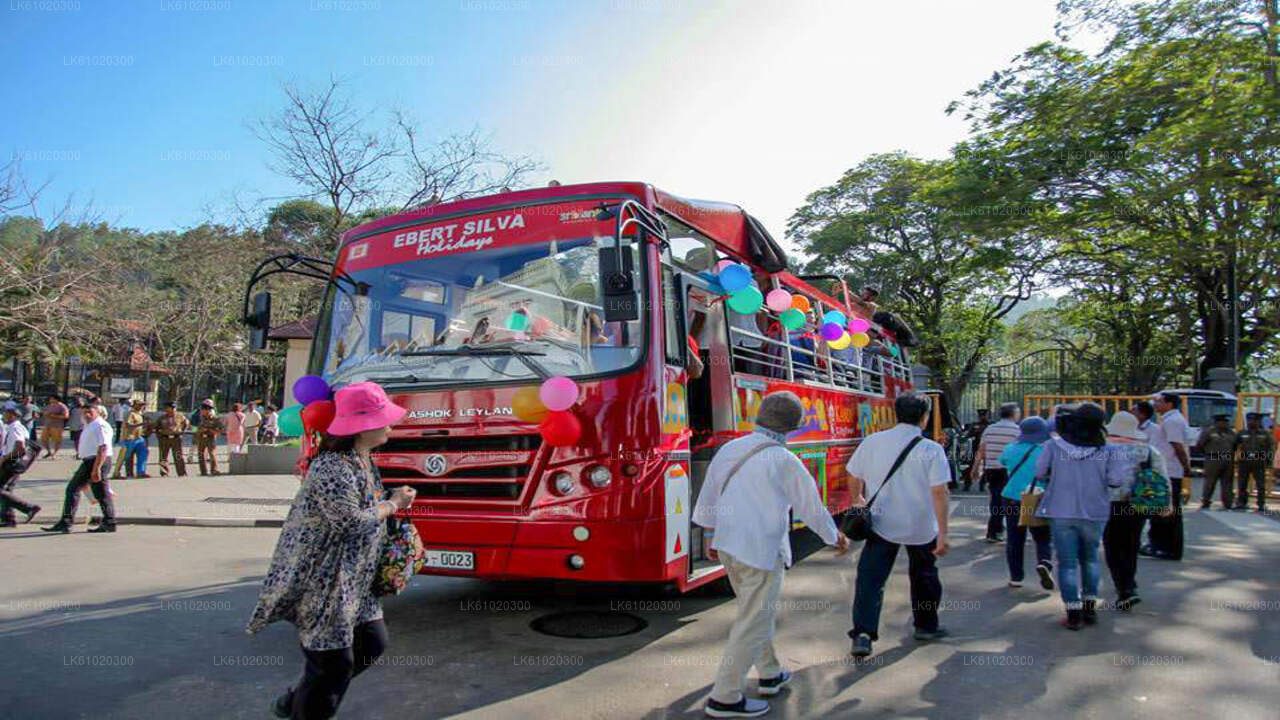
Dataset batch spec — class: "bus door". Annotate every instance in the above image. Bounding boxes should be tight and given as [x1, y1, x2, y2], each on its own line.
[677, 272, 736, 573]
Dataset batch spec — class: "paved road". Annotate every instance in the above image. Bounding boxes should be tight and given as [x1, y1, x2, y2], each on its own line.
[2, 492, 1277, 719]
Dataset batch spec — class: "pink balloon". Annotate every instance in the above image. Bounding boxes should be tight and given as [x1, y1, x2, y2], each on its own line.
[715, 259, 736, 273]
[531, 315, 552, 334]
[765, 289, 793, 313]
[847, 317, 870, 333]
[539, 376, 579, 412]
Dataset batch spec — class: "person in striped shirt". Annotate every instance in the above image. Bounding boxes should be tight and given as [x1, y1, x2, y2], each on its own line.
[973, 403, 1022, 543]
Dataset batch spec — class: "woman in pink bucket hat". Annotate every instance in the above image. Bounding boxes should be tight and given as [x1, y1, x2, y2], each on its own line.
[248, 382, 415, 719]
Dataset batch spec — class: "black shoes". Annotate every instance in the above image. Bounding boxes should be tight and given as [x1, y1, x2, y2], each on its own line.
[1036, 561, 1055, 590]
[41, 522, 71, 534]
[87, 523, 117, 533]
[914, 627, 950, 642]
[1064, 609, 1083, 630]
[757, 670, 791, 696]
[1082, 600, 1098, 625]
[0, 520, 16, 528]
[23, 505, 40, 523]
[704, 697, 769, 718]
[851, 632, 873, 657]
[1115, 594, 1141, 612]
[272, 689, 293, 718]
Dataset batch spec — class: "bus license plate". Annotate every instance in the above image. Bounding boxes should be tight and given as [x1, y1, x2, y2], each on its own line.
[424, 549, 474, 571]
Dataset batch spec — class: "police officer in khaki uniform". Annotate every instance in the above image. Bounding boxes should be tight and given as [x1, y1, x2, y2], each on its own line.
[1194, 414, 1237, 510]
[1235, 412, 1274, 512]
[156, 401, 190, 477]
[196, 400, 224, 476]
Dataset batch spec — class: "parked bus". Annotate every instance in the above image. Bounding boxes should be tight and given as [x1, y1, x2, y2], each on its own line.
[245, 181, 920, 592]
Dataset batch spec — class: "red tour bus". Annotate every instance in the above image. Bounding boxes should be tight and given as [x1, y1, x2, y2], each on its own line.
[246, 181, 919, 592]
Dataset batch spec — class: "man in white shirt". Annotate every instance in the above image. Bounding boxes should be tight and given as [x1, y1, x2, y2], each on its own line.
[112, 397, 130, 437]
[1, 403, 41, 526]
[1144, 393, 1190, 560]
[693, 391, 849, 718]
[42, 404, 117, 534]
[847, 392, 953, 658]
[972, 402, 1022, 543]
[244, 401, 263, 446]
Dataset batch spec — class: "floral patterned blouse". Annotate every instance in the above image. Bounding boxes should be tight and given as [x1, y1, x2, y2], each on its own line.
[247, 451, 387, 650]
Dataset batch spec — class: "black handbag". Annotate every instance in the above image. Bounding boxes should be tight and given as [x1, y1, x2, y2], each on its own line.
[842, 436, 923, 542]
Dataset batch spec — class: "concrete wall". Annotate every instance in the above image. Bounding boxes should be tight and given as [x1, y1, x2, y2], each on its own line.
[282, 338, 311, 407]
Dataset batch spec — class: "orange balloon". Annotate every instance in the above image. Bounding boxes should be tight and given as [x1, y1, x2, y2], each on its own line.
[511, 386, 549, 423]
[791, 295, 811, 313]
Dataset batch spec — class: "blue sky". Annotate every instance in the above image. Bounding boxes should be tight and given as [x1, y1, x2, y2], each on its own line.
[2, 0, 1061, 247]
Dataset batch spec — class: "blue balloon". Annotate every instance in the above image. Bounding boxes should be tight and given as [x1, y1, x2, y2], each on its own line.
[717, 264, 752, 293]
[823, 310, 847, 326]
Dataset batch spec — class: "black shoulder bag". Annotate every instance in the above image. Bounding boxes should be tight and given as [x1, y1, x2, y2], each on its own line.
[842, 436, 923, 542]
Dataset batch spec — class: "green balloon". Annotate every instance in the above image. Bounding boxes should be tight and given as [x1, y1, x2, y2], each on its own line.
[779, 308, 806, 330]
[505, 312, 529, 331]
[278, 404, 304, 436]
[726, 285, 763, 314]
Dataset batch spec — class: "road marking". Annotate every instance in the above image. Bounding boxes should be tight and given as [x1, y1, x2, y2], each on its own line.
[1199, 510, 1280, 544]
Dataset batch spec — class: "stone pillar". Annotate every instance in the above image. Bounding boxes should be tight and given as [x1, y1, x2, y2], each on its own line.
[1205, 367, 1237, 394]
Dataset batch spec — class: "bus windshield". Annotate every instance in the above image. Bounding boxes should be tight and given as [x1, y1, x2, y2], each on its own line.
[317, 201, 644, 388]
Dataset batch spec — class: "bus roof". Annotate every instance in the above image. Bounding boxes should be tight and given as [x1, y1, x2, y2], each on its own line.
[339, 181, 863, 327]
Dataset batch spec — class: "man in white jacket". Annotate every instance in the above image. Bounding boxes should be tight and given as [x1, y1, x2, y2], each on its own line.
[693, 391, 850, 718]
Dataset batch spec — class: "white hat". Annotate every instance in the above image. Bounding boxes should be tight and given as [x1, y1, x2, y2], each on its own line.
[1105, 410, 1145, 441]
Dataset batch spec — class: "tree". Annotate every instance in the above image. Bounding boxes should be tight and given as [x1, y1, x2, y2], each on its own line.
[788, 153, 1053, 412]
[254, 78, 543, 254]
[952, 0, 1280, 383]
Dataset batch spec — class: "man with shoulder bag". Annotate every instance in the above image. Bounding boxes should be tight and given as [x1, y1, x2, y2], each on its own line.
[846, 392, 953, 658]
[693, 391, 850, 719]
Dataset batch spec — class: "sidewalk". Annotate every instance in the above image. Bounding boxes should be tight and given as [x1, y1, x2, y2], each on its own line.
[8, 451, 298, 528]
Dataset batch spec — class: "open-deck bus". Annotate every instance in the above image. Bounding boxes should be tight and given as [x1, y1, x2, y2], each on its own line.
[245, 181, 920, 592]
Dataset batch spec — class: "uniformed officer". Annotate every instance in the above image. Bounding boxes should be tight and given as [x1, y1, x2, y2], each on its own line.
[1235, 412, 1274, 512]
[155, 401, 190, 477]
[1194, 414, 1237, 510]
[195, 400, 224, 476]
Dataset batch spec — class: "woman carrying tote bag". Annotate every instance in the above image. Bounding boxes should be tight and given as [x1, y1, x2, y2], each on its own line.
[248, 382, 417, 719]
[997, 416, 1053, 590]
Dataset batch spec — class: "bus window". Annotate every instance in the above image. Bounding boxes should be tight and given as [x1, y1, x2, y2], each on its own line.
[661, 265, 686, 366]
[661, 214, 718, 272]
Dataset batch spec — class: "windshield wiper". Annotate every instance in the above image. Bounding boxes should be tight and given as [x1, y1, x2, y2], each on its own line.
[401, 344, 552, 379]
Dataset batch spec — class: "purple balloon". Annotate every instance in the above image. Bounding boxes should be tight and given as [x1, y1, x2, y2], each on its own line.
[293, 374, 332, 405]
[821, 322, 844, 341]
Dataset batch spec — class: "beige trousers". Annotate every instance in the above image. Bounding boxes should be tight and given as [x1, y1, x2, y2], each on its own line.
[710, 551, 785, 704]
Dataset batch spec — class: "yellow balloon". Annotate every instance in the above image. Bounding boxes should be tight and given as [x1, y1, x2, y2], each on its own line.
[828, 332, 852, 350]
[512, 386, 549, 423]
[850, 332, 871, 348]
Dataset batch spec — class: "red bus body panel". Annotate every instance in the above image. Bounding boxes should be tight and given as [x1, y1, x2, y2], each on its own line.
[330, 182, 914, 591]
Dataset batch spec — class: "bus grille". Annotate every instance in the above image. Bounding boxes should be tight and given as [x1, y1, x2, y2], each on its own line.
[376, 433, 541, 502]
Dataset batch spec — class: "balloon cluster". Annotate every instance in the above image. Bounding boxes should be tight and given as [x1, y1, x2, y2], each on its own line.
[512, 376, 582, 447]
[278, 375, 337, 462]
[708, 260, 888, 354]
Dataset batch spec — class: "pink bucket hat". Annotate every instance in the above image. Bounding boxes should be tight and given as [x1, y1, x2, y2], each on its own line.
[325, 382, 407, 436]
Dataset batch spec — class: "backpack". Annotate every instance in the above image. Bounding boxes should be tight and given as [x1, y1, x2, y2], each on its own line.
[1129, 448, 1171, 515]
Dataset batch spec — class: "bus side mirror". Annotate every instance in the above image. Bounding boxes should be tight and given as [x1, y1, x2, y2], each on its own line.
[599, 246, 639, 322]
[246, 291, 272, 350]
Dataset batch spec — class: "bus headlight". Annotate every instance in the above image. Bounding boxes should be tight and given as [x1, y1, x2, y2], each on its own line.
[552, 472, 576, 495]
[585, 465, 612, 488]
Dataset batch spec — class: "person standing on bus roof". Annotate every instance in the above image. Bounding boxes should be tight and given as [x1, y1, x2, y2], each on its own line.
[693, 391, 850, 718]
[848, 392, 952, 659]
[1142, 393, 1189, 560]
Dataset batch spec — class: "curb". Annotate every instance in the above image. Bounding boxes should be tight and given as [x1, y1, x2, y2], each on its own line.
[29, 516, 285, 528]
